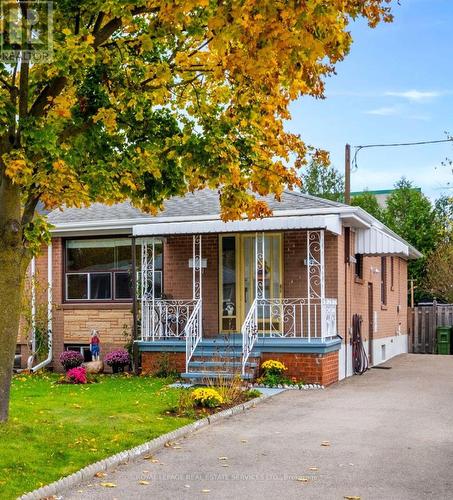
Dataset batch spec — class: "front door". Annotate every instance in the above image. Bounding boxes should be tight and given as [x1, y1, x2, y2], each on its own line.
[220, 234, 282, 333]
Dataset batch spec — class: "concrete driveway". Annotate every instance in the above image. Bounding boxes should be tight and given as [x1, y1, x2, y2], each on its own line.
[62, 354, 453, 500]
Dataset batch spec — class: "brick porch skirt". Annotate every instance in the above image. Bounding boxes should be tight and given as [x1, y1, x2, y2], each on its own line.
[141, 351, 339, 386]
[260, 352, 339, 386]
[141, 352, 186, 375]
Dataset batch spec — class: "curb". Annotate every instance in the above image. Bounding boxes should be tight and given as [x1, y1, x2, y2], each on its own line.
[19, 391, 281, 500]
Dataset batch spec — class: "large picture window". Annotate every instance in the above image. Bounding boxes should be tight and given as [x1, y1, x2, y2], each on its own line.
[65, 238, 163, 301]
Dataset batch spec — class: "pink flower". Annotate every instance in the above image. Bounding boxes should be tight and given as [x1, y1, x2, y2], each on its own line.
[67, 366, 87, 384]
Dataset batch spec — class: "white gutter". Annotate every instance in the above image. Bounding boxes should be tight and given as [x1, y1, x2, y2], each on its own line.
[32, 243, 53, 372]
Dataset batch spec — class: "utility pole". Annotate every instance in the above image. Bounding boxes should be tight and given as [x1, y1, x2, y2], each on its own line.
[344, 143, 351, 204]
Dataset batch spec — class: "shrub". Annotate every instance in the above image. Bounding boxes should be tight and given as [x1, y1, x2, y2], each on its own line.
[59, 350, 84, 371]
[191, 387, 223, 408]
[244, 389, 262, 400]
[261, 359, 287, 375]
[67, 366, 87, 384]
[104, 349, 130, 368]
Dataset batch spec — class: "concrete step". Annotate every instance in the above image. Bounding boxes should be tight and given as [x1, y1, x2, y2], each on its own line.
[189, 360, 257, 369]
[181, 371, 254, 381]
[191, 350, 259, 359]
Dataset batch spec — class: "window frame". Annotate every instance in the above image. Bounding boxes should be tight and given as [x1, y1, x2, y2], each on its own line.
[63, 237, 164, 303]
[354, 254, 363, 280]
[381, 256, 388, 306]
[390, 256, 395, 291]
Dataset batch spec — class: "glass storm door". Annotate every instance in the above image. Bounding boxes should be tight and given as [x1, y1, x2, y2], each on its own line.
[219, 234, 282, 333]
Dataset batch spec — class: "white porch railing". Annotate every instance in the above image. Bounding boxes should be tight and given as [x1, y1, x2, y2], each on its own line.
[253, 298, 337, 339]
[141, 299, 199, 340]
[241, 298, 258, 375]
[241, 297, 337, 374]
[185, 299, 202, 371]
[140, 298, 202, 372]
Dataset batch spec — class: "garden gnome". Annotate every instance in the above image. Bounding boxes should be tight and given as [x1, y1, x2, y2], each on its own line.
[90, 329, 101, 361]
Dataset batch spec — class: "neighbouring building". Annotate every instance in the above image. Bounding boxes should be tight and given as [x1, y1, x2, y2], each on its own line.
[18, 189, 421, 385]
[351, 188, 422, 208]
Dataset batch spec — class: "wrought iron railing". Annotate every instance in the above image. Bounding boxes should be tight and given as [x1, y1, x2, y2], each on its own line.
[241, 298, 258, 375]
[140, 298, 202, 372]
[185, 299, 202, 371]
[241, 297, 337, 374]
[141, 299, 199, 340]
[251, 297, 337, 339]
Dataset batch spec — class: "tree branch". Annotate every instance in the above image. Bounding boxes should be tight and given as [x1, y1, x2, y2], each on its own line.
[29, 6, 156, 119]
[21, 191, 41, 229]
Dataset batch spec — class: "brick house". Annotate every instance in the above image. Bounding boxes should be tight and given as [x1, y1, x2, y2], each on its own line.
[22, 189, 420, 385]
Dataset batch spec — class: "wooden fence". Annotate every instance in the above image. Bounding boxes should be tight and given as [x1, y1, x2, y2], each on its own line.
[408, 303, 453, 354]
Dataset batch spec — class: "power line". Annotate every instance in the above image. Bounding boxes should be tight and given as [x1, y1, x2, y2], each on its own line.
[352, 138, 453, 170]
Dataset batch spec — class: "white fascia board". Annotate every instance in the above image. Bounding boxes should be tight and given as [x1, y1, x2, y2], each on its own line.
[133, 214, 342, 236]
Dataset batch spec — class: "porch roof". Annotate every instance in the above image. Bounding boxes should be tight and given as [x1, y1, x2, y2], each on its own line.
[132, 214, 343, 236]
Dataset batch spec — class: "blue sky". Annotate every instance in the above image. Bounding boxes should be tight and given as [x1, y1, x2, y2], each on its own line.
[288, 0, 453, 200]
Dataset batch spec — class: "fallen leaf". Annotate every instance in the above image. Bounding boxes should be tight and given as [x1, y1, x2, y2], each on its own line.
[296, 477, 309, 482]
[139, 480, 150, 485]
[240, 439, 248, 443]
[143, 454, 154, 460]
[344, 497, 361, 500]
[221, 464, 229, 468]
[321, 441, 331, 447]
[94, 472, 107, 478]
[309, 467, 319, 471]
[218, 457, 228, 461]
[99, 482, 117, 488]
[172, 446, 182, 449]
[201, 489, 211, 493]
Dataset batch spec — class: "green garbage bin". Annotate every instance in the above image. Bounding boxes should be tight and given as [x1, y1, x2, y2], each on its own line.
[437, 326, 451, 355]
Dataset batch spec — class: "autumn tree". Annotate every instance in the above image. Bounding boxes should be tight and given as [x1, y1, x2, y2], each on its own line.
[0, 1, 393, 420]
[424, 240, 453, 303]
[300, 161, 345, 202]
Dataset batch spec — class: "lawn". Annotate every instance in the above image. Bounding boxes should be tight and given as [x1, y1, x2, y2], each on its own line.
[0, 373, 193, 499]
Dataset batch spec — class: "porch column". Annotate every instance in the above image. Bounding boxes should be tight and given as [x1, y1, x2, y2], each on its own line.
[192, 234, 202, 300]
[255, 232, 265, 300]
[140, 238, 157, 340]
[306, 230, 326, 340]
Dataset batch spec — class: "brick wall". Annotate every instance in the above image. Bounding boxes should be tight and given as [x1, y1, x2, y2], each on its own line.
[260, 351, 339, 385]
[164, 234, 219, 336]
[141, 351, 185, 375]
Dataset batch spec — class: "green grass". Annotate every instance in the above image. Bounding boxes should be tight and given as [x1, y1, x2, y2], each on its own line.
[0, 372, 193, 499]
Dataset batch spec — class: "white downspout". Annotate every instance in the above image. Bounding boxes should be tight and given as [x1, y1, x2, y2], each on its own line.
[31, 257, 36, 353]
[26, 258, 37, 369]
[32, 242, 53, 372]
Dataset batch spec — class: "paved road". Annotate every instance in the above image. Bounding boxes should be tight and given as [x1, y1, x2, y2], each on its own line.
[62, 354, 453, 500]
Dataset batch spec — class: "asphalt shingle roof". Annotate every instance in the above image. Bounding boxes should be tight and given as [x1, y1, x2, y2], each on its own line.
[48, 188, 346, 225]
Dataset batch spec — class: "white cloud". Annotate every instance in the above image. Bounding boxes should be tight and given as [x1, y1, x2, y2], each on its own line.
[366, 106, 400, 116]
[384, 90, 442, 102]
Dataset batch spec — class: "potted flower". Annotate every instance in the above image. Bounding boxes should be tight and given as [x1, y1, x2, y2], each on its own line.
[60, 350, 84, 371]
[104, 348, 130, 373]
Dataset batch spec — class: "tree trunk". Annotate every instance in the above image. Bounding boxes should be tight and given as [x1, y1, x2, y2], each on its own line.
[0, 177, 28, 422]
